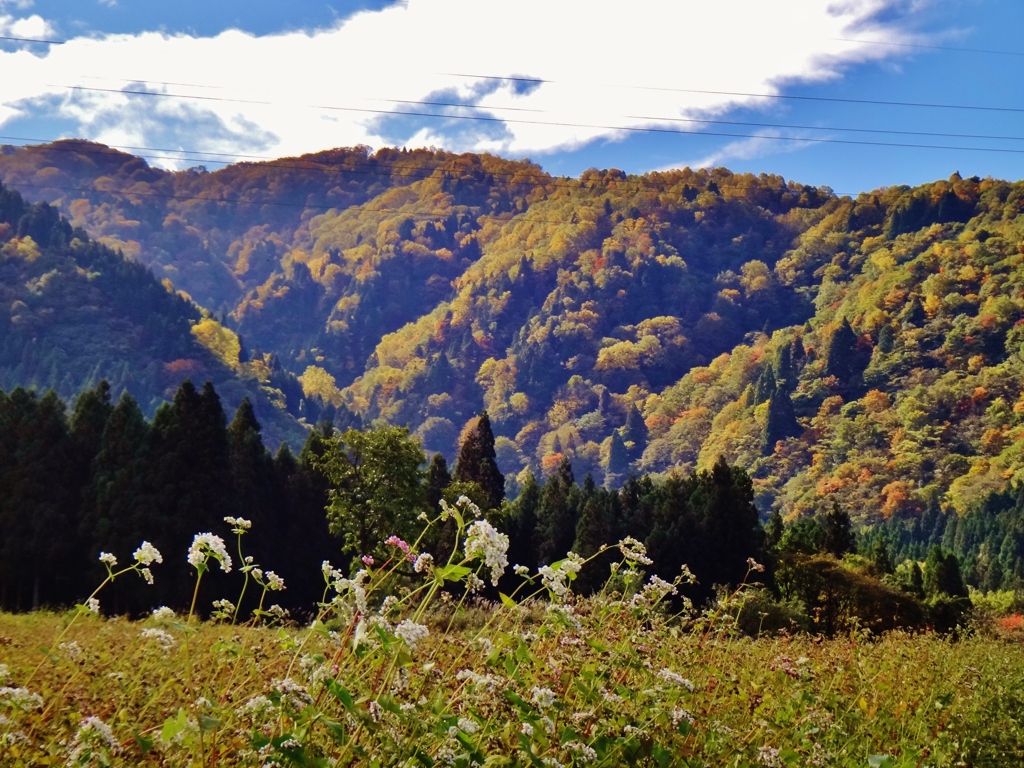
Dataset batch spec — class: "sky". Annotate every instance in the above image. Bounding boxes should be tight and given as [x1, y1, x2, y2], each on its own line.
[1, 0, 1023, 195]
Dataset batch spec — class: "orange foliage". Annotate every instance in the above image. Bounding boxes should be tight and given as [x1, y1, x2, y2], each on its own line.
[996, 614, 1024, 633]
[816, 476, 846, 495]
[540, 453, 565, 475]
[863, 389, 890, 413]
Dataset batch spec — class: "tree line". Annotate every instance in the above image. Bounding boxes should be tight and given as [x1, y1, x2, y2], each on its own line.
[0, 381, 769, 615]
[0, 376, 987, 634]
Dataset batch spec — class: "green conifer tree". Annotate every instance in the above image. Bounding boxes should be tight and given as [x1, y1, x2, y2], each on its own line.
[453, 411, 505, 511]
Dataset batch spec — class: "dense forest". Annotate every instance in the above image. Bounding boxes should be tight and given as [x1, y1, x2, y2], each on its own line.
[0, 378, 989, 638]
[4, 141, 1024, 589]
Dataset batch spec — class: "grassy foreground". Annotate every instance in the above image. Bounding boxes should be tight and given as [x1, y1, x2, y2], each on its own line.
[2, 606, 1024, 767]
[3, 499, 1024, 767]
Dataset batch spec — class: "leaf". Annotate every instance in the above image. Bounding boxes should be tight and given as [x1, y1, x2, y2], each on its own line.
[868, 756, 894, 768]
[435, 564, 471, 583]
[326, 680, 355, 710]
[198, 713, 222, 732]
[499, 592, 516, 608]
[132, 731, 154, 755]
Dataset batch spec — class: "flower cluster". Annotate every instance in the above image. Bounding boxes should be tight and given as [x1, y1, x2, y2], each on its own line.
[98, 552, 117, 568]
[539, 553, 584, 599]
[67, 716, 119, 766]
[464, 519, 509, 585]
[0, 687, 43, 711]
[187, 533, 232, 573]
[140, 628, 175, 651]
[151, 606, 175, 622]
[224, 516, 252, 533]
[618, 536, 654, 566]
[394, 619, 429, 651]
[133, 541, 162, 566]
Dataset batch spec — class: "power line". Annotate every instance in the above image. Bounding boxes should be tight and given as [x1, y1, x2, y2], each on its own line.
[47, 84, 1024, 158]
[56, 79, 1024, 145]
[444, 72, 1024, 115]
[0, 35, 64, 45]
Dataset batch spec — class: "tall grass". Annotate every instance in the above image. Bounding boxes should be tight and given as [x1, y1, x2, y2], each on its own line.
[1, 498, 1023, 767]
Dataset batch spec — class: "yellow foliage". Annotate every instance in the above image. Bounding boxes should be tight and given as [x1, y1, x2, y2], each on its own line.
[1, 236, 41, 262]
[299, 365, 343, 406]
[191, 318, 241, 370]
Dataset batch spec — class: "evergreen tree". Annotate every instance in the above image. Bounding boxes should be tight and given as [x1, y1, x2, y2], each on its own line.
[823, 318, 863, 384]
[752, 365, 777, 406]
[821, 502, 855, 557]
[453, 411, 504, 511]
[762, 392, 801, 455]
[84, 392, 152, 613]
[606, 430, 629, 483]
[506, 470, 541, 576]
[144, 380, 232, 608]
[871, 538, 894, 575]
[764, 508, 785, 550]
[622, 404, 648, 462]
[923, 547, 968, 598]
[536, 457, 579, 565]
[425, 452, 452, 514]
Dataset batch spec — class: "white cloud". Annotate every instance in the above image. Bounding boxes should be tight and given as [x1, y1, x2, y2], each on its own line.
[0, 0, 919, 167]
[0, 12, 55, 39]
[668, 131, 812, 172]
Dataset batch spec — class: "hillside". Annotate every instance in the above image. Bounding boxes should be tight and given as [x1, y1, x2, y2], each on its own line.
[3, 141, 1024, 523]
[0, 180, 306, 449]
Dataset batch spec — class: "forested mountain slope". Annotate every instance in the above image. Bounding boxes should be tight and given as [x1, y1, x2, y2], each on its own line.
[4, 141, 1024, 524]
[0, 181, 306, 448]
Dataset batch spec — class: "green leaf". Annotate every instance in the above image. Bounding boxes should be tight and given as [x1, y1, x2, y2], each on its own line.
[499, 592, 516, 608]
[132, 731, 154, 755]
[326, 680, 355, 710]
[160, 709, 187, 744]
[436, 564, 471, 583]
[868, 756, 894, 768]
[198, 713, 221, 732]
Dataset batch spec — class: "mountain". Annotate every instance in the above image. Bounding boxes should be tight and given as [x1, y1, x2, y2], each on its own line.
[0, 179, 306, 449]
[2, 141, 1023, 525]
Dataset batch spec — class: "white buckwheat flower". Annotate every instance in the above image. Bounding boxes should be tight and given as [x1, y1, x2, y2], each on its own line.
[224, 516, 252, 533]
[656, 668, 695, 691]
[98, 552, 117, 567]
[133, 541, 163, 566]
[464, 519, 509, 585]
[395, 619, 429, 651]
[140, 628, 175, 651]
[531, 686, 556, 709]
[187, 533, 232, 572]
[85, 597, 100, 615]
[413, 552, 434, 573]
[151, 606, 175, 621]
[0, 687, 43, 711]
[68, 715, 119, 764]
[617, 536, 653, 565]
[265, 571, 286, 591]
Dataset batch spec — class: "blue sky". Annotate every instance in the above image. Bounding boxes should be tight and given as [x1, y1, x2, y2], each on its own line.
[1, 0, 1023, 195]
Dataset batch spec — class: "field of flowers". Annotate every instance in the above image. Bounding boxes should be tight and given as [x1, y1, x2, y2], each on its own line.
[2, 499, 1024, 767]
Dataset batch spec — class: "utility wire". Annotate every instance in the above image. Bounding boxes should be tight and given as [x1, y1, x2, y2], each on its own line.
[43, 84, 1024, 159]
[0, 35, 64, 45]
[50, 79, 1024, 144]
[444, 72, 1024, 114]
